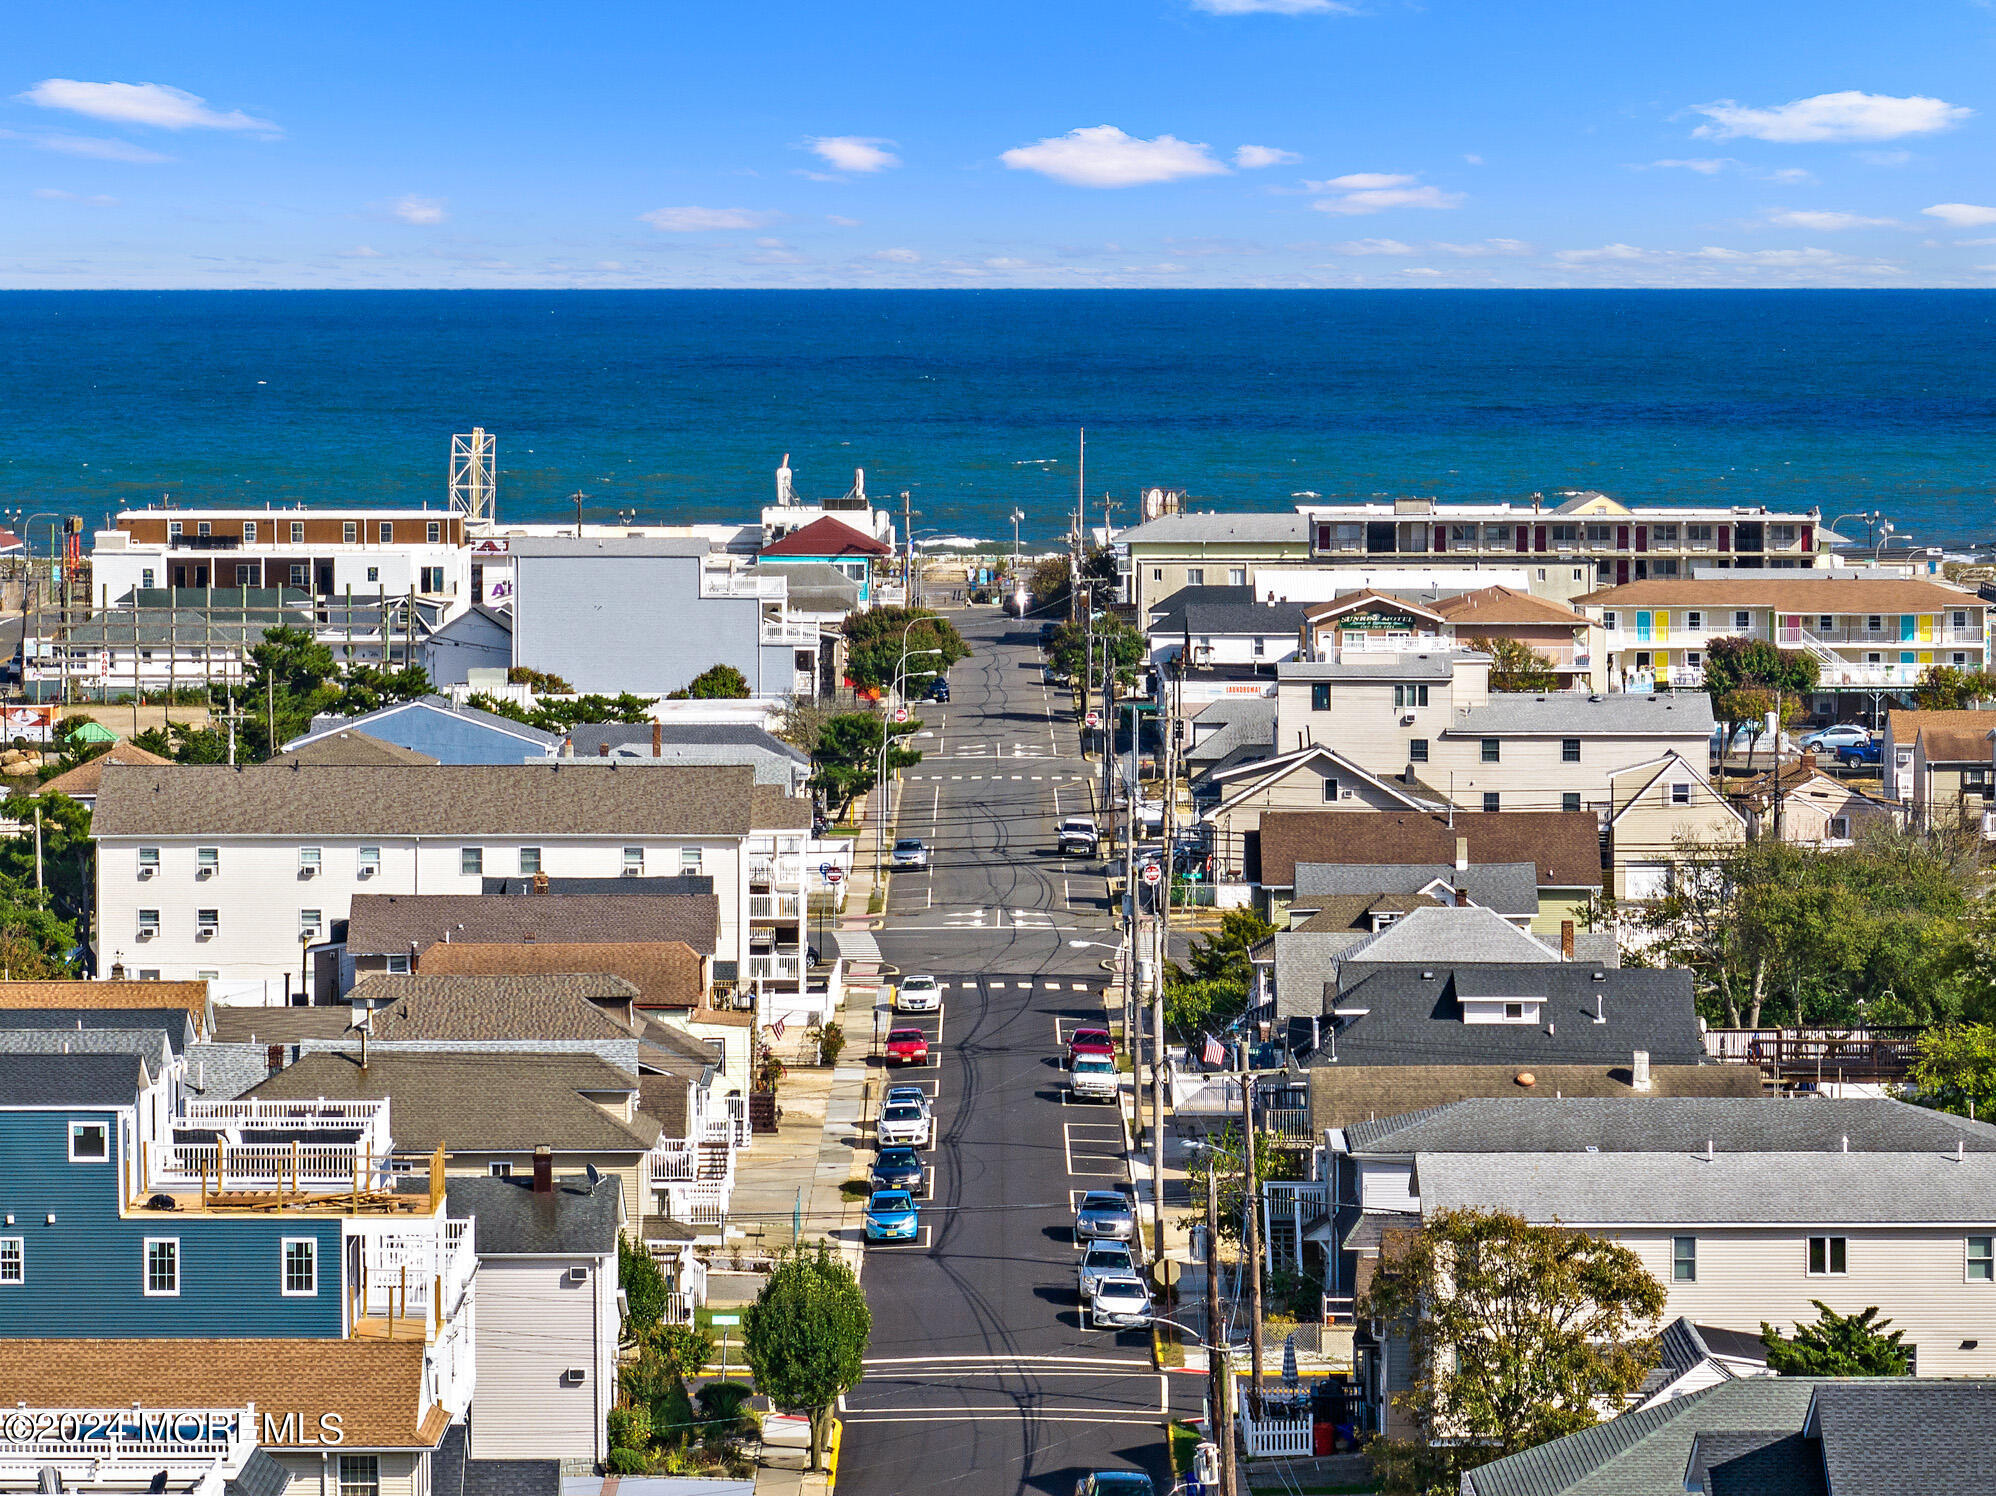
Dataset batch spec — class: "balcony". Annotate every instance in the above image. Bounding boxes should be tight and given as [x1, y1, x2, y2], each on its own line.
[761, 620, 820, 647]
[149, 1140, 395, 1194]
[700, 570, 788, 600]
[749, 891, 803, 921]
[350, 1217, 476, 1337]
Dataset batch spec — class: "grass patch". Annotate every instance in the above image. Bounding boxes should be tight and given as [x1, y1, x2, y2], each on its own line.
[867, 888, 885, 915]
[838, 1180, 872, 1202]
[1154, 1328, 1186, 1370]
[1168, 1421, 1198, 1478]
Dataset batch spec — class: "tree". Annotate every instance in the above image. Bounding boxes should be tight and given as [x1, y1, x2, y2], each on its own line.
[1704, 635, 1819, 760]
[1184, 906, 1276, 988]
[1162, 976, 1249, 1038]
[673, 664, 750, 700]
[464, 690, 655, 734]
[1762, 1302, 1910, 1376]
[1909, 1023, 1996, 1118]
[1359, 1209, 1668, 1494]
[509, 665, 575, 694]
[333, 662, 434, 715]
[1180, 1121, 1301, 1242]
[1047, 613, 1145, 697]
[619, 1234, 670, 1342]
[1912, 664, 1996, 711]
[742, 1242, 870, 1470]
[841, 607, 972, 693]
[1470, 636, 1558, 693]
[1023, 547, 1117, 618]
[806, 710, 921, 820]
[0, 790, 92, 936]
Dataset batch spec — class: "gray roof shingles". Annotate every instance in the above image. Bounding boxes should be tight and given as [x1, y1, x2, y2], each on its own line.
[0, 1052, 143, 1106]
[348, 892, 719, 957]
[1454, 693, 1716, 736]
[442, 1173, 622, 1256]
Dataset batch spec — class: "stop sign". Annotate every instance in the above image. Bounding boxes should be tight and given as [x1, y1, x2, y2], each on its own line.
[893, 706, 910, 723]
[1141, 863, 1162, 886]
[1084, 711, 1100, 729]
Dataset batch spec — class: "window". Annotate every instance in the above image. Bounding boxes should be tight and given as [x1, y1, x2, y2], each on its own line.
[196, 521, 211, 537]
[380, 522, 394, 544]
[1252, 636, 1265, 657]
[140, 970, 162, 981]
[168, 521, 182, 539]
[1735, 611, 1751, 632]
[1503, 1002, 1524, 1019]
[358, 846, 381, 878]
[137, 908, 160, 938]
[138, 847, 160, 876]
[343, 521, 358, 543]
[141, 569, 155, 589]
[1481, 792, 1500, 812]
[196, 909, 219, 938]
[1561, 738, 1581, 764]
[1687, 651, 1702, 670]
[338, 1457, 380, 1496]
[1563, 792, 1581, 813]
[1686, 611, 1702, 630]
[1480, 738, 1500, 764]
[290, 521, 305, 544]
[1866, 615, 1882, 633]
[367, 566, 379, 583]
[299, 909, 323, 941]
[1671, 782, 1692, 806]
[421, 566, 446, 593]
[281, 1238, 317, 1296]
[1687, 524, 1713, 547]
[1672, 1236, 1697, 1283]
[1185, 568, 1204, 586]
[197, 846, 218, 876]
[69, 1120, 110, 1161]
[0, 1237, 20, 1284]
[1310, 682, 1331, 712]
[242, 522, 257, 544]
[1807, 1236, 1848, 1275]
[385, 953, 410, 974]
[489, 1161, 513, 1178]
[1227, 567, 1246, 587]
[1602, 611, 1617, 632]
[298, 847, 322, 876]
[680, 847, 703, 874]
[1409, 738, 1429, 763]
[519, 846, 542, 875]
[1151, 568, 1163, 582]
[1394, 684, 1429, 708]
[144, 1238, 180, 1296]
[623, 847, 645, 875]
[1829, 816, 1851, 840]
[288, 563, 307, 587]
[1321, 778, 1341, 803]
[461, 846, 484, 876]
[1970, 1237, 1994, 1282]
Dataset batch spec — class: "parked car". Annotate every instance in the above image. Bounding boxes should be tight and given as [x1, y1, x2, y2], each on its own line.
[865, 1189, 920, 1243]
[891, 838, 932, 870]
[885, 1028, 931, 1066]
[1069, 1056, 1119, 1103]
[1074, 1190, 1136, 1243]
[883, 1084, 932, 1117]
[1802, 723, 1871, 751]
[877, 1102, 932, 1147]
[927, 677, 951, 703]
[1836, 740, 1883, 768]
[897, 974, 943, 1012]
[1711, 723, 1799, 756]
[1066, 1027, 1114, 1068]
[1087, 1275, 1154, 1330]
[870, 1145, 927, 1193]
[1058, 816, 1101, 857]
[1077, 1241, 1137, 1301]
[1074, 1475, 1155, 1496]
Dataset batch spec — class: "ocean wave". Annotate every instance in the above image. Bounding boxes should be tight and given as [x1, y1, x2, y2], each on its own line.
[916, 535, 996, 548]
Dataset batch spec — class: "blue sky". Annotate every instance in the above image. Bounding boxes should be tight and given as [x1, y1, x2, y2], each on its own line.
[6, 0, 1996, 288]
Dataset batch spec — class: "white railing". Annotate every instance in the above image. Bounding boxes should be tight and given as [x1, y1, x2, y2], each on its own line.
[185, 1097, 391, 1133]
[151, 1140, 390, 1191]
[0, 1407, 254, 1465]
[761, 621, 820, 646]
[650, 1140, 700, 1183]
[748, 954, 801, 982]
[356, 1219, 475, 1323]
[700, 570, 788, 599]
[1237, 1408, 1315, 1458]
[667, 1287, 699, 1325]
[661, 1181, 729, 1225]
[750, 891, 803, 920]
[725, 1093, 750, 1149]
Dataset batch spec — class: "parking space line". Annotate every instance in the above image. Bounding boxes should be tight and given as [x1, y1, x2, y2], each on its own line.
[866, 1223, 934, 1252]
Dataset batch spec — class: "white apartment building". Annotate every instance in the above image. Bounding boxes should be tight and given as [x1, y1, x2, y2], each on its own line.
[1575, 576, 1991, 699]
[89, 761, 811, 998]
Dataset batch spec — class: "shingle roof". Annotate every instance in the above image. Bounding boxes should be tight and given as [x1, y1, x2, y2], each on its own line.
[0, 1024, 171, 1073]
[291, 697, 562, 751]
[1119, 512, 1311, 545]
[1152, 599, 1311, 638]
[639, 1073, 692, 1135]
[0, 978, 209, 1025]
[1453, 693, 1715, 736]
[1292, 861, 1540, 917]
[757, 514, 893, 558]
[1279, 654, 1461, 681]
[1259, 809, 1604, 889]
[1433, 584, 1594, 628]
[1575, 576, 1978, 611]
[1810, 1380, 1996, 1496]
[417, 940, 707, 1009]
[1334, 905, 1562, 966]
[276, 730, 440, 766]
[91, 762, 767, 838]
[443, 1172, 622, 1256]
[248, 1050, 660, 1153]
[462, 1461, 560, 1496]
[568, 721, 810, 764]
[36, 737, 172, 798]
[1, 1339, 447, 1450]
[351, 972, 642, 1042]
[0, 1006, 194, 1053]
[211, 1007, 361, 1044]
[0, 1052, 143, 1105]
[1307, 1063, 1763, 1133]
[348, 893, 719, 958]
[1185, 697, 1277, 766]
[1889, 708, 1996, 764]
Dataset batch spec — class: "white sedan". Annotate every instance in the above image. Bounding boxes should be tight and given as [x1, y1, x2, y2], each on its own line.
[897, 975, 942, 1012]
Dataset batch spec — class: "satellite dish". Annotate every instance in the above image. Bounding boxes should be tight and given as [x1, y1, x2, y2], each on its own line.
[585, 1164, 602, 1185]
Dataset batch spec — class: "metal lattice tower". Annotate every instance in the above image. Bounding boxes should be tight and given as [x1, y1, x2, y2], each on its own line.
[449, 427, 496, 523]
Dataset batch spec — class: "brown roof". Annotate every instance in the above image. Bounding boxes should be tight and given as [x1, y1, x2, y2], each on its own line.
[1309, 1062, 1765, 1133]
[1260, 810, 1603, 890]
[757, 514, 893, 559]
[1302, 588, 1449, 624]
[0, 979, 207, 1029]
[2, 1338, 446, 1448]
[349, 893, 719, 958]
[249, 1050, 660, 1154]
[418, 939, 707, 1009]
[1433, 584, 1592, 628]
[1889, 709, 1996, 764]
[639, 1072, 692, 1135]
[1574, 576, 1978, 611]
[276, 729, 439, 766]
[91, 762, 778, 838]
[37, 738, 171, 799]
[350, 972, 642, 1041]
[211, 1006, 358, 1043]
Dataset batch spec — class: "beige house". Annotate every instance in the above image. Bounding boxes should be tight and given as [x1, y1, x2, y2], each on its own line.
[1116, 510, 1312, 617]
[1883, 709, 1996, 828]
[1431, 584, 1606, 692]
[1735, 762, 1904, 847]
[1606, 753, 1748, 899]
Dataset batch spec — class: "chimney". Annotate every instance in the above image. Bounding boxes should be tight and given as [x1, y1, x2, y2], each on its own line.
[599, 743, 610, 757]
[1631, 1050, 1651, 1090]
[652, 721, 662, 758]
[533, 869, 550, 895]
[1560, 920, 1575, 959]
[533, 1146, 554, 1194]
[1454, 836, 1469, 871]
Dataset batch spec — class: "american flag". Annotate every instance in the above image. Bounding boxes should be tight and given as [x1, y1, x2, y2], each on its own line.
[770, 1016, 786, 1039]
[1202, 1033, 1224, 1069]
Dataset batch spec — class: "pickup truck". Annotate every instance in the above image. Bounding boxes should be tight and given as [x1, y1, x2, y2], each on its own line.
[1069, 1055, 1119, 1102]
[1836, 740, 1883, 768]
[1058, 817, 1101, 857]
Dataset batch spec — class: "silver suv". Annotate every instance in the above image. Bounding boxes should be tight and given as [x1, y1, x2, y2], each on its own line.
[1074, 1190, 1136, 1243]
[1077, 1241, 1137, 1301]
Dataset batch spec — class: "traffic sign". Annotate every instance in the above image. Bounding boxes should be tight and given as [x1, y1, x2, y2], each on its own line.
[709, 1313, 741, 1327]
[893, 706, 910, 723]
[1141, 863, 1162, 886]
[825, 867, 845, 885]
[818, 861, 835, 877]
[1085, 711, 1100, 729]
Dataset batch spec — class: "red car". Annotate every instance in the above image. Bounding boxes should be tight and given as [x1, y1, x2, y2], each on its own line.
[1066, 1027, 1114, 1068]
[885, 1028, 931, 1065]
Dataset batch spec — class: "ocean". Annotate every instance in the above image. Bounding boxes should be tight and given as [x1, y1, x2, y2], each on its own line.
[1, 289, 1992, 548]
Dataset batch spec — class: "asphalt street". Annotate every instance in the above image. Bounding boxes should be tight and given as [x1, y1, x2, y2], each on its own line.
[837, 611, 1191, 1496]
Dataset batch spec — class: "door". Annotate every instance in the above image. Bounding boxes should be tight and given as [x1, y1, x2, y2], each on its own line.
[1515, 525, 1529, 553]
[1634, 525, 1648, 553]
[1635, 611, 1651, 644]
[1655, 611, 1670, 643]
[1534, 525, 1547, 553]
[1919, 614, 1935, 643]
[1900, 615, 1917, 642]
[1616, 559, 1629, 585]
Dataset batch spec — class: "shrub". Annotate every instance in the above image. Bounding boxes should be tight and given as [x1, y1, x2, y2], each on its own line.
[607, 1405, 651, 1451]
[605, 1448, 652, 1475]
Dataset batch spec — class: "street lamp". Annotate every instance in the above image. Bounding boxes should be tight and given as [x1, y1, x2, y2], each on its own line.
[5, 511, 61, 704]
[1872, 521, 1897, 568]
[872, 634, 944, 884]
[1830, 511, 1883, 549]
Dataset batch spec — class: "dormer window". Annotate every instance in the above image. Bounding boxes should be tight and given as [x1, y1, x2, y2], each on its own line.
[1462, 995, 1543, 1025]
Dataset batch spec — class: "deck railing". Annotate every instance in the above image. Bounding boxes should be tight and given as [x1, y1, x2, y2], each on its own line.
[151, 1140, 391, 1192]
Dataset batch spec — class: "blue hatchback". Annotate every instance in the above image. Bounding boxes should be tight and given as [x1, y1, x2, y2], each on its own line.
[865, 1189, 919, 1242]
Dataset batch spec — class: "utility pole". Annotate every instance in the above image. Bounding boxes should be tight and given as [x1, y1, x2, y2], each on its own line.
[1241, 1072, 1266, 1419]
[1207, 1163, 1236, 1496]
[901, 490, 914, 605]
[571, 490, 587, 537]
[1150, 931, 1166, 1262]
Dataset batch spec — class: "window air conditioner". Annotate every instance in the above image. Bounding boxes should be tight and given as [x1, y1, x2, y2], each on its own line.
[196, 867, 213, 880]
[1399, 714, 1416, 726]
[196, 928, 216, 941]
[561, 1368, 586, 1386]
[137, 866, 155, 880]
[137, 928, 156, 941]
[299, 867, 318, 879]
[620, 867, 641, 878]
[566, 1266, 590, 1284]
[357, 866, 375, 879]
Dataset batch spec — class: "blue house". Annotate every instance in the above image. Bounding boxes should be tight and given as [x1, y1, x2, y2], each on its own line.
[757, 515, 894, 604]
[0, 1049, 473, 1345]
[283, 695, 559, 765]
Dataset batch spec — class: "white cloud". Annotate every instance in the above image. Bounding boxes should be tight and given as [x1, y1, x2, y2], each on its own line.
[340, 245, 385, 258]
[1646, 157, 1737, 174]
[19, 79, 277, 133]
[389, 195, 446, 225]
[826, 215, 862, 227]
[805, 136, 901, 174]
[1855, 149, 1915, 166]
[1765, 210, 1900, 230]
[870, 247, 921, 263]
[1402, 267, 1443, 277]
[1332, 238, 1418, 254]
[1552, 243, 1902, 282]
[1923, 202, 1996, 227]
[1765, 167, 1815, 184]
[1463, 154, 1484, 165]
[1690, 91, 1970, 143]
[1000, 125, 1229, 187]
[638, 206, 778, 231]
[1309, 172, 1463, 215]
[33, 187, 117, 205]
[1233, 144, 1301, 170]
[1329, 236, 1530, 257]
[1190, 0, 1354, 12]
[5, 130, 171, 163]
